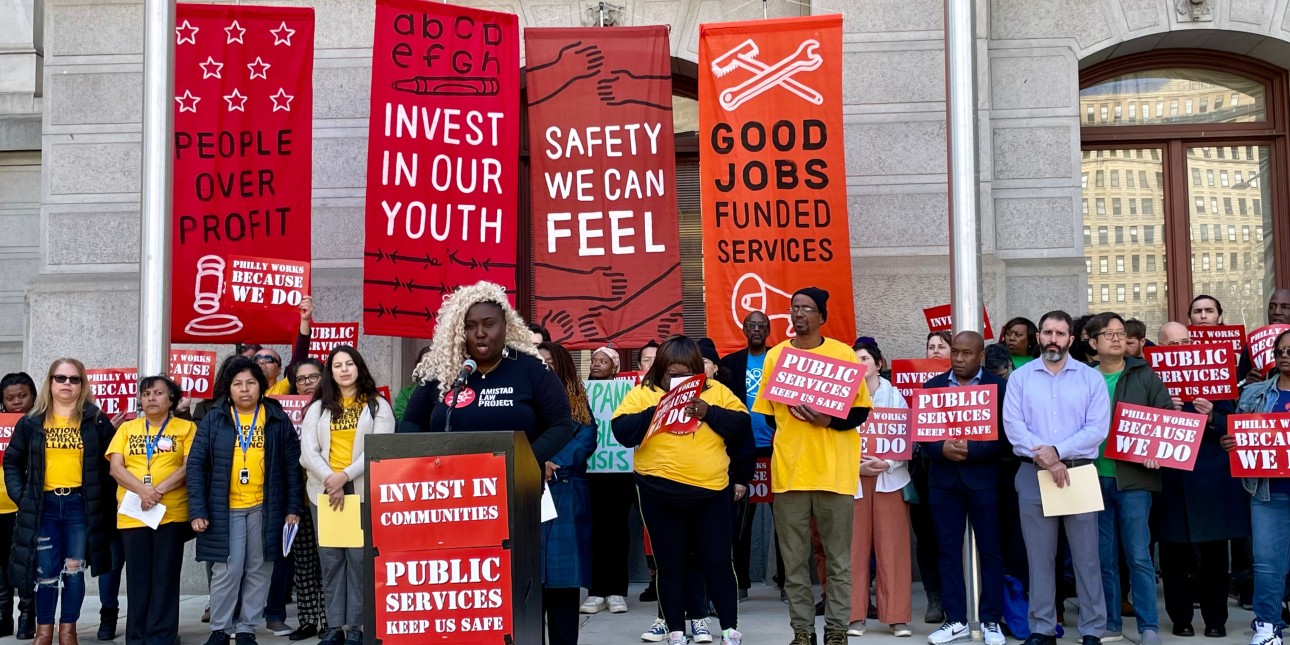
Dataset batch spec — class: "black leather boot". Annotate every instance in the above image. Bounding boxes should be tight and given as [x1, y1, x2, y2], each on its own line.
[96, 608, 117, 641]
[16, 592, 35, 640]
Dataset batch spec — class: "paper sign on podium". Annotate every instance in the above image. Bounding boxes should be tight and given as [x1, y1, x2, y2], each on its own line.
[316, 494, 363, 548]
[1037, 465, 1104, 517]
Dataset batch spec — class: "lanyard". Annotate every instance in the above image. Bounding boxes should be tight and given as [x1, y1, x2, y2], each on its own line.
[234, 404, 260, 462]
[143, 415, 171, 472]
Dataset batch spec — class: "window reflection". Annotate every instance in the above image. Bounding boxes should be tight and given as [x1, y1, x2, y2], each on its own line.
[1081, 69, 1265, 126]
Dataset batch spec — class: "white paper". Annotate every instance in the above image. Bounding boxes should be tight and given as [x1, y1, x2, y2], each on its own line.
[540, 484, 558, 523]
[118, 491, 165, 530]
[282, 522, 299, 556]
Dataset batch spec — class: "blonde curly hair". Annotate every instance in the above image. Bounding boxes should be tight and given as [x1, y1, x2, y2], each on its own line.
[413, 281, 541, 397]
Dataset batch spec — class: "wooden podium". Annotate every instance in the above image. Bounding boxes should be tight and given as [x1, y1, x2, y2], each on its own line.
[362, 432, 543, 644]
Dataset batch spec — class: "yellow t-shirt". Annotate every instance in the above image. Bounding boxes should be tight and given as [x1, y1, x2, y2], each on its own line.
[753, 338, 873, 496]
[614, 380, 746, 491]
[328, 397, 363, 472]
[229, 406, 267, 509]
[44, 414, 84, 491]
[106, 416, 197, 528]
[266, 379, 292, 396]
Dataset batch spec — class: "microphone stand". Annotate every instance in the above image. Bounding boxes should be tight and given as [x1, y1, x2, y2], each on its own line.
[445, 382, 465, 433]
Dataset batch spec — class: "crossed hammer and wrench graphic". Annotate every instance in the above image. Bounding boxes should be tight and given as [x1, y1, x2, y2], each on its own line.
[711, 38, 824, 111]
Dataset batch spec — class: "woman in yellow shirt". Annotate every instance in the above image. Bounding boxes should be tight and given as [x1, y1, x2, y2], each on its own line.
[2, 359, 118, 645]
[299, 346, 393, 645]
[0, 372, 37, 639]
[612, 336, 753, 645]
[106, 375, 195, 645]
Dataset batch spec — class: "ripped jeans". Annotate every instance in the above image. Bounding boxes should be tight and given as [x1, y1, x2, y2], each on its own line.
[35, 491, 87, 625]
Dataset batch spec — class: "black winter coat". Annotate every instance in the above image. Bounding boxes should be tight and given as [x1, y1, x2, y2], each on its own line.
[187, 397, 303, 563]
[3, 404, 118, 589]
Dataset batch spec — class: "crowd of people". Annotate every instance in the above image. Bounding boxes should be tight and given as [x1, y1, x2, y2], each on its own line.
[2, 284, 1290, 645]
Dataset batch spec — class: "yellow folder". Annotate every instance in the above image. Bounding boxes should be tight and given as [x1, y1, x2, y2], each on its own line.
[1037, 464, 1105, 517]
[316, 494, 364, 548]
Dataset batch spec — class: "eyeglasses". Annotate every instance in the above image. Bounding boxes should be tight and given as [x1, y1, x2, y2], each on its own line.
[788, 306, 817, 315]
[52, 375, 82, 385]
[1097, 331, 1127, 340]
[254, 354, 280, 365]
[1275, 348, 1290, 357]
[295, 373, 321, 385]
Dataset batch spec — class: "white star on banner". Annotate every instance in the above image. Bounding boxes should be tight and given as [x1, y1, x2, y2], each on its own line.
[224, 20, 246, 44]
[247, 57, 271, 80]
[269, 88, 294, 112]
[199, 56, 223, 79]
[223, 88, 248, 112]
[175, 20, 199, 45]
[270, 21, 296, 46]
[175, 90, 201, 113]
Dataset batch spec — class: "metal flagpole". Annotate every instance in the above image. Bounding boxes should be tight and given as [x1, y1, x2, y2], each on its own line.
[946, 0, 984, 638]
[138, 0, 176, 375]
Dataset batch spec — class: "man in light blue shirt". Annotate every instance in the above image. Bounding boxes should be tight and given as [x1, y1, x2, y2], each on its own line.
[1003, 310, 1110, 645]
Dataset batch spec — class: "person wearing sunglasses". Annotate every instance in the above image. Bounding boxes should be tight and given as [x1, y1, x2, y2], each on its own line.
[3, 359, 119, 645]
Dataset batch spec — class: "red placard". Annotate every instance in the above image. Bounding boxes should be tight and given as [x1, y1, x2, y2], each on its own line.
[859, 407, 913, 460]
[1104, 402, 1206, 470]
[168, 349, 216, 399]
[0, 413, 19, 454]
[378, 386, 392, 402]
[368, 453, 510, 551]
[170, 4, 314, 344]
[362, 1, 520, 337]
[525, 27, 683, 349]
[269, 394, 310, 437]
[1188, 324, 1246, 353]
[309, 322, 359, 363]
[1248, 325, 1290, 376]
[748, 458, 772, 503]
[226, 255, 309, 311]
[922, 304, 994, 340]
[86, 368, 140, 415]
[699, 16, 855, 355]
[375, 545, 513, 643]
[761, 347, 864, 418]
[889, 358, 950, 407]
[1143, 344, 1238, 401]
[909, 384, 998, 441]
[643, 375, 705, 443]
[1228, 413, 1290, 477]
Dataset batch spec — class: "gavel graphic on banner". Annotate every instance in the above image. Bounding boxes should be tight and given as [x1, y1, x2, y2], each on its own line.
[184, 254, 244, 337]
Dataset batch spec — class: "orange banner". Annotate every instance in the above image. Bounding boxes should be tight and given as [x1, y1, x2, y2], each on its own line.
[699, 15, 853, 354]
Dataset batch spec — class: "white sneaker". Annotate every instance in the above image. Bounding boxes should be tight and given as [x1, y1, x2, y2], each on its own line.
[982, 622, 1005, 645]
[1252, 621, 1283, 645]
[1102, 630, 1124, 643]
[609, 595, 630, 613]
[580, 596, 607, 614]
[722, 628, 743, 645]
[847, 620, 866, 636]
[642, 618, 668, 642]
[928, 621, 971, 645]
[668, 633, 690, 645]
[691, 618, 713, 643]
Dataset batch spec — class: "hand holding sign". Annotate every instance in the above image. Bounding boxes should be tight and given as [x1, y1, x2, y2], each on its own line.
[643, 375, 705, 444]
[1104, 402, 1206, 470]
[910, 384, 998, 442]
[761, 348, 864, 419]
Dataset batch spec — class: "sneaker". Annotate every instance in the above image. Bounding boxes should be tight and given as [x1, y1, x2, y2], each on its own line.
[266, 621, 293, 637]
[893, 624, 913, 637]
[1102, 630, 1123, 643]
[609, 595, 630, 613]
[668, 633, 689, 645]
[642, 618, 669, 642]
[847, 621, 866, 636]
[202, 633, 230, 645]
[722, 628, 743, 645]
[789, 632, 817, 645]
[983, 622, 1005, 645]
[234, 634, 257, 645]
[1252, 622, 1283, 645]
[581, 596, 608, 614]
[288, 624, 318, 641]
[1081, 637, 1102, 645]
[928, 622, 971, 645]
[1022, 635, 1057, 645]
[824, 629, 848, 645]
[1139, 630, 1162, 645]
[342, 627, 362, 645]
[319, 627, 346, 645]
[691, 619, 714, 643]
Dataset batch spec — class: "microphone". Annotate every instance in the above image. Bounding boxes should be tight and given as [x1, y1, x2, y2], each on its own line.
[450, 359, 478, 389]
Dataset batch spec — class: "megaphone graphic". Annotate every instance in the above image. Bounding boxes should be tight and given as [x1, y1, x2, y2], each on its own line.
[731, 272, 796, 339]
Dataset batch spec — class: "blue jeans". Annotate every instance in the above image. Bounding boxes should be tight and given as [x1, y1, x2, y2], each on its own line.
[96, 535, 122, 611]
[1251, 492, 1290, 626]
[1097, 477, 1158, 633]
[35, 492, 88, 625]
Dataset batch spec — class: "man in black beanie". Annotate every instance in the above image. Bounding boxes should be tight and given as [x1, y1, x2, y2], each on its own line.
[752, 286, 872, 645]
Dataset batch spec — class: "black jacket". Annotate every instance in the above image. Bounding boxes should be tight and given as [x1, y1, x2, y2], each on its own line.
[187, 397, 303, 563]
[921, 370, 1009, 491]
[717, 348, 753, 402]
[3, 404, 118, 589]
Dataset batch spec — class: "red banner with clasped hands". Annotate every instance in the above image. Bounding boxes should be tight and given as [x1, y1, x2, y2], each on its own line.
[362, 1, 520, 337]
[525, 27, 683, 348]
[699, 16, 854, 355]
[171, 4, 314, 344]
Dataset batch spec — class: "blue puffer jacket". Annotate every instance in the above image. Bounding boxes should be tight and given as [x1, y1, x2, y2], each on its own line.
[187, 397, 303, 563]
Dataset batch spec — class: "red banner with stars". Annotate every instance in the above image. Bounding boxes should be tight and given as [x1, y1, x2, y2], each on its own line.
[170, 4, 314, 344]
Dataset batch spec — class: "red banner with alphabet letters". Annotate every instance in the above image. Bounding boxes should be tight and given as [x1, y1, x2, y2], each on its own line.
[1142, 344, 1238, 401]
[367, 453, 510, 552]
[525, 27, 683, 348]
[888, 358, 950, 407]
[761, 347, 863, 418]
[859, 407, 913, 460]
[1104, 402, 1205, 470]
[269, 394, 310, 437]
[1188, 324, 1246, 353]
[910, 384, 998, 441]
[363, 1, 520, 338]
[643, 375, 705, 443]
[700, 16, 854, 355]
[171, 4, 313, 344]
[374, 546, 512, 642]
[86, 368, 140, 416]
[169, 349, 216, 399]
[309, 322, 359, 364]
[749, 458, 772, 503]
[1228, 413, 1290, 477]
[1248, 325, 1290, 376]
[227, 255, 309, 312]
[0, 413, 19, 456]
[922, 304, 994, 340]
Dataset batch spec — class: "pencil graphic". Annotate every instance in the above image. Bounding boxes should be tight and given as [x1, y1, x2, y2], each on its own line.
[391, 76, 500, 96]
